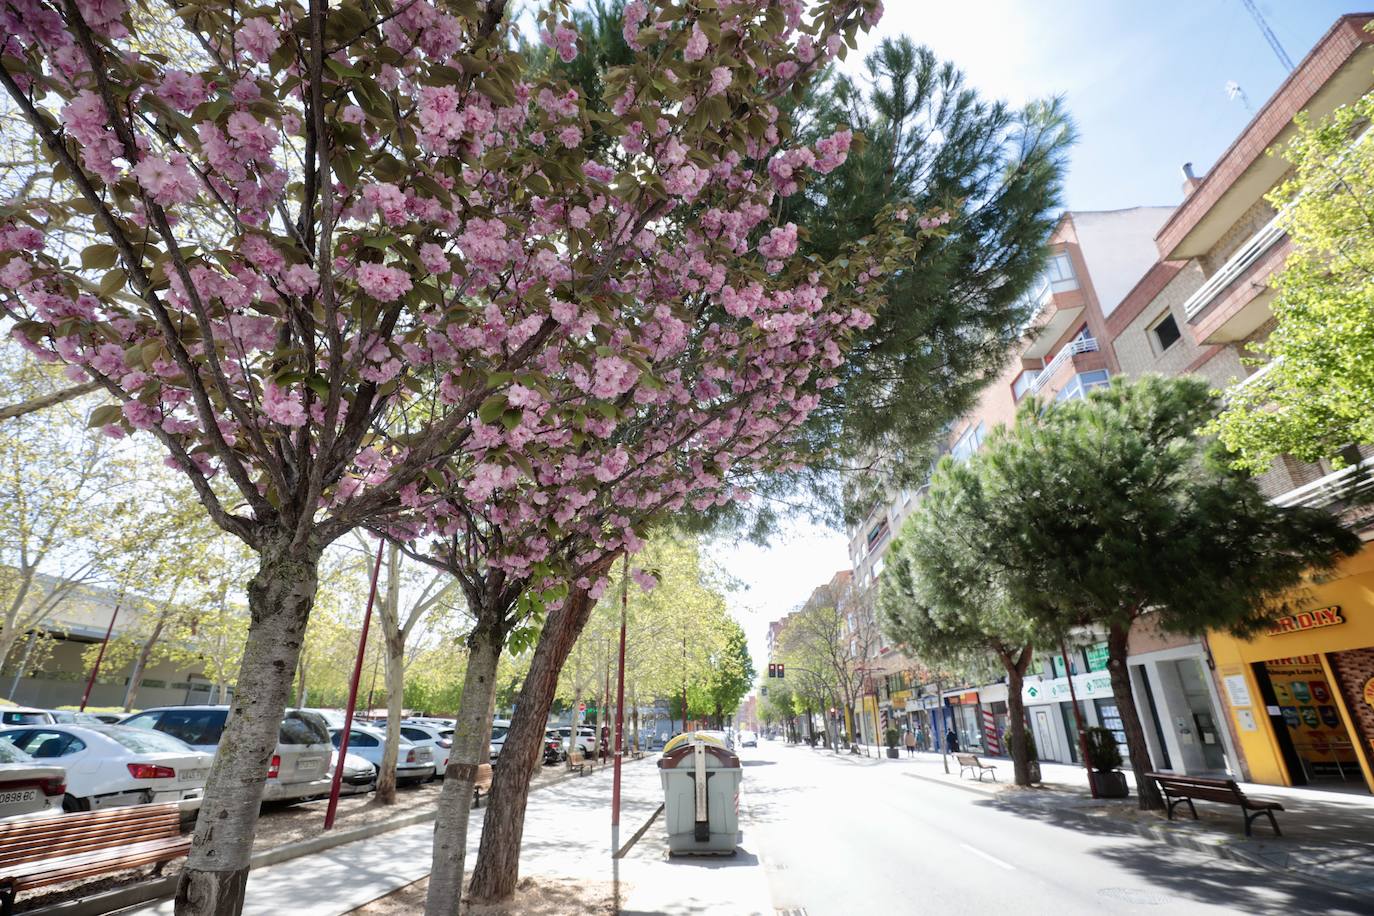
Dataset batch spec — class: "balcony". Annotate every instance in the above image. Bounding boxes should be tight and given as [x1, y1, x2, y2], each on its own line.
[1273, 457, 1374, 509]
[1024, 336, 1099, 399]
[1021, 257, 1085, 360]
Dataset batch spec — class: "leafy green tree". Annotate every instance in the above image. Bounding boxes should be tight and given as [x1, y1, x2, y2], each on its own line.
[967, 376, 1359, 809]
[779, 37, 1076, 523]
[702, 620, 755, 728]
[879, 457, 1044, 785]
[1214, 90, 1374, 472]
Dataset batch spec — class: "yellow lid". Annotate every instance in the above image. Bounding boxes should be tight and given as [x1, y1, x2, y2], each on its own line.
[662, 731, 727, 755]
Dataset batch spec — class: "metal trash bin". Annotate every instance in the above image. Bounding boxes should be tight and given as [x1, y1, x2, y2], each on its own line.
[658, 732, 742, 855]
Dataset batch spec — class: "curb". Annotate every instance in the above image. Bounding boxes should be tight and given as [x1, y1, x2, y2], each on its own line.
[903, 770, 1001, 797]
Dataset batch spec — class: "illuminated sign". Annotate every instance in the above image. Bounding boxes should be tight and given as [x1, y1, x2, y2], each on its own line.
[1267, 606, 1344, 636]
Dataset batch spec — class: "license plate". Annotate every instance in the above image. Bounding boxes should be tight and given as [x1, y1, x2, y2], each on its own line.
[415, 749, 432, 762]
[0, 788, 38, 806]
[180, 768, 210, 782]
[295, 756, 322, 771]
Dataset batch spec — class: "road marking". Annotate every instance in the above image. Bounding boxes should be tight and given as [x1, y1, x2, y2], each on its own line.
[959, 842, 1016, 871]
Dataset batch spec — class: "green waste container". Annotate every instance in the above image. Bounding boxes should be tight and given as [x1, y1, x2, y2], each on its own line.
[658, 733, 742, 855]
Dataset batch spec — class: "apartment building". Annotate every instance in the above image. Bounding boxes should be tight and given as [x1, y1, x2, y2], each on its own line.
[1107, 13, 1374, 795]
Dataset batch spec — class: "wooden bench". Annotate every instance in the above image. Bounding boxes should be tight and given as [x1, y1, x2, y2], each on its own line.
[1148, 773, 1283, 836]
[471, 763, 494, 808]
[956, 753, 997, 782]
[0, 802, 189, 915]
[567, 753, 590, 776]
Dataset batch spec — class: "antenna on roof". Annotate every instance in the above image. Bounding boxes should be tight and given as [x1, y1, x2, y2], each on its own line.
[1225, 80, 1254, 113]
[1238, 0, 1295, 72]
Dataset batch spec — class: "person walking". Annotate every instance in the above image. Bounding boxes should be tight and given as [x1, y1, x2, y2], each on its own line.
[903, 728, 917, 757]
[946, 729, 960, 754]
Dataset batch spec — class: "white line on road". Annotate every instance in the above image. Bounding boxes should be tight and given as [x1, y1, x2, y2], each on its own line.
[959, 842, 1016, 871]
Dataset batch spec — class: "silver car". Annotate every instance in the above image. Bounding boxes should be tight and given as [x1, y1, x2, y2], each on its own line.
[120, 706, 334, 803]
[329, 724, 435, 784]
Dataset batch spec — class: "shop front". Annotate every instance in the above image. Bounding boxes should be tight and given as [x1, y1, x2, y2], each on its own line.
[1208, 550, 1374, 795]
[944, 689, 983, 753]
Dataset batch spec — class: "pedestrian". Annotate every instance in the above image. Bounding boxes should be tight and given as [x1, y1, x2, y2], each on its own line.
[946, 729, 960, 753]
[903, 727, 917, 757]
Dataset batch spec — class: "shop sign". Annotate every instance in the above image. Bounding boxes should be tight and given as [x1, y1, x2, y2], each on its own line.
[1267, 606, 1344, 636]
[949, 691, 978, 705]
[1022, 671, 1114, 705]
[1086, 643, 1109, 672]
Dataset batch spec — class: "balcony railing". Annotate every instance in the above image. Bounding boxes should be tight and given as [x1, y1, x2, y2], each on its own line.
[1273, 457, 1374, 509]
[1025, 336, 1099, 398]
[1181, 211, 1287, 320]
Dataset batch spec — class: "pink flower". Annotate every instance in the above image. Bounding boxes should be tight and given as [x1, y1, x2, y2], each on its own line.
[558, 125, 582, 148]
[420, 242, 449, 274]
[684, 23, 708, 61]
[355, 263, 412, 302]
[237, 17, 279, 63]
[707, 66, 732, 97]
[341, 105, 365, 126]
[630, 568, 658, 592]
[758, 223, 798, 260]
[262, 382, 307, 427]
[543, 24, 578, 63]
[132, 153, 198, 206]
[0, 259, 32, 289]
[159, 70, 207, 111]
[282, 263, 319, 295]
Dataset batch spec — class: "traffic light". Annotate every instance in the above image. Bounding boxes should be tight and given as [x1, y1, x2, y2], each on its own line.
[768, 662, 776, 678]
[777, 663, 785, 679]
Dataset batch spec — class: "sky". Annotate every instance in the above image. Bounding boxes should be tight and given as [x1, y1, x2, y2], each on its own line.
[714, 1, 1373, 676]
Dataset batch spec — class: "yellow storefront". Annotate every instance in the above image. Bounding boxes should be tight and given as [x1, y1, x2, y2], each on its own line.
[1209, 548, 1374, 794]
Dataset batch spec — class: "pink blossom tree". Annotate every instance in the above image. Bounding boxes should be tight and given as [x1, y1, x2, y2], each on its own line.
[0, 0, 908, 911]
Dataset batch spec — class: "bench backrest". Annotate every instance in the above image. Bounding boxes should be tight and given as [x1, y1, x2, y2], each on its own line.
[0, 803, 184, 870]
[474, 763, 493, 788]
[1148, 773, 1244, 804]
[955, 754, 982, 766]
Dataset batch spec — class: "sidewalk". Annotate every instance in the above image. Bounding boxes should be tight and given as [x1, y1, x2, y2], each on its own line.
[131, 756, 773, 915]
[819, 741, 1374, 894]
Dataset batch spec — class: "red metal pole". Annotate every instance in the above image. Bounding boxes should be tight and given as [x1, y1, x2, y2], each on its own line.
[324, 538, 385, 830]
[79, 603, 120, 711]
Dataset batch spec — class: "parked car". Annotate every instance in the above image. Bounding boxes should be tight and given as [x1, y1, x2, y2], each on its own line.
[488, 719, 512, 760]
[552, 725, 596, 756]
[403, 716, 455, 729]
[300, 708, 347, 730]
[120, 706, 334, 804]
[0, 707, 55, 727]
[327, 752, 377, 797]
[329, 724, 435, 785]
[0, 724, 213, 812]
[739, 731, 758, 748]
[0, 739, 64, 820]
[398, 723, 452, 772]
[46, 710, 112, 726]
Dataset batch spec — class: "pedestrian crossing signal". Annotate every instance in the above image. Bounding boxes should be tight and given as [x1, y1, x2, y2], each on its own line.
[777, 663, 784, 679]
[768, 663, 777, 678]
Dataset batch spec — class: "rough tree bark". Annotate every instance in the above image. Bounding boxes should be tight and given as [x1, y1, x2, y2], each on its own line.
[174, 536, 319, 916]
[423, 618, 502, 916]
[376, 626, 406, 805]
[467, 583, 602, 903]
[1002, 645, 1033, 787]
[1107, 622, 1163, 810]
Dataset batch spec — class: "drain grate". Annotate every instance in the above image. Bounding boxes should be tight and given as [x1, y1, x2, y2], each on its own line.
[1097, 887, 1171, 906]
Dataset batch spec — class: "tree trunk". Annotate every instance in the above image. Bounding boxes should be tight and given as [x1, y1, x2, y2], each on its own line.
[295, 653, 308, 709]
[123, 616, 168, 712]
[468, 583, 602, 904]
[175, 539, 319, 916]
[1004, 646, 1033, 787]
[1107, 623, 1163, 810]
[423, 620, 502, 916]
[376, 627, 406, 805]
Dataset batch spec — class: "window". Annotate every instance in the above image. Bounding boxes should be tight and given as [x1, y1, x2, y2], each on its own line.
[335, 729, 379, 748]
[1045, 252, 1078, 290]
[402, 727, 429, 742]
[950, 422, 986, 462]
[1151, 312, 1181, 352]
[1055, 370, 1111, 403]
[124, 709, 228, 747]
[1, 711, 49, 726]
[104, 728, 193, 754]
[280, 711, 330, 745]
[1012, 370, 1039, 401]
[0, 741, 29, 764]
[11, 730, 86, 757]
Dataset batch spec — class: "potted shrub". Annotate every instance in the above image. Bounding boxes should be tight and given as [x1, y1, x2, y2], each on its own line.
[1085, 726, 1128, 797]
[884, 727, 900, 759]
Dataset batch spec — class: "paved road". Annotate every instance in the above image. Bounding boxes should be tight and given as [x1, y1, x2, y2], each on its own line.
[742, 740, 1373, 916]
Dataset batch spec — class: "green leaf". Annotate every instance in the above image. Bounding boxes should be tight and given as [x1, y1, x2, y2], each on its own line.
[478, 394, 508, 424]
[82, 244, 118, 270]
[86, 404, 123, 428]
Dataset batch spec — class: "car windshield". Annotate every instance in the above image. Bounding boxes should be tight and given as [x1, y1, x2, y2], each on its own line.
[1, 711, 48, 726]
[491, 726, 508, 740]
[100, 727, 195, 754]
[280, 711, 330, 745]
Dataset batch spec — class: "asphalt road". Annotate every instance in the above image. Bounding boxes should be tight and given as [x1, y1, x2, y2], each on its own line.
[741, 740, 1373, 916]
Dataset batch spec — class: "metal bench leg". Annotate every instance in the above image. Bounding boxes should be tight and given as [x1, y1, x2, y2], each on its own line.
[1245, 809, 1281, 837]
[1, 881, 15, 916]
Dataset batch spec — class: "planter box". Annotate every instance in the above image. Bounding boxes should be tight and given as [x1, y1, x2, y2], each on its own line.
[1094, 769, 1129, 798]
[886, 747, 899, 759]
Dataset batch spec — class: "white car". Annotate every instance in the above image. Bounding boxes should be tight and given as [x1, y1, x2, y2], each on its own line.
[399, 723, 452, 771]
[0, 724, 212, 811]
[325, 752, 377, 797]
[0, 707, 56, 727]
[553, 725, 597, 756]
[0, 740, 65, 820]
[330, 724, 435, 784]
[489, 719, 512, 760]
